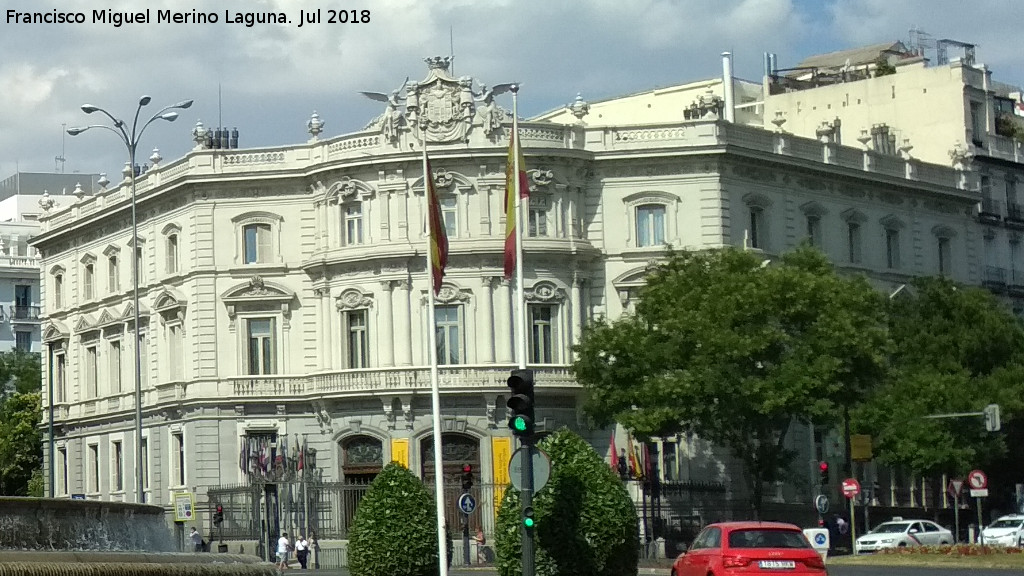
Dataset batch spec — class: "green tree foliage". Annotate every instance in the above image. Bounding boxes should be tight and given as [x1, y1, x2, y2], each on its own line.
[347, 461, 446, 576]
[0, 350, 42, 496]
[495, 429, 637, 576]
[572, 247, 889, 515]
[853, 277, 1024, 474]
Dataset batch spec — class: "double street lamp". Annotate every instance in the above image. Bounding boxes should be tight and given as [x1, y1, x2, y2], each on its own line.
[68, 95, 193, 503]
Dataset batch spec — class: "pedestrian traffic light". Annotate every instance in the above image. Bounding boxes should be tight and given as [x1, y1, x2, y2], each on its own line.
[984, 403, 1001, 432]
[461, 464, 474, 492]
[522, 506, 536, 531]
[506, 369, 535, 438]
[213, 505, 224, 526]
[818, 462, 829, 485]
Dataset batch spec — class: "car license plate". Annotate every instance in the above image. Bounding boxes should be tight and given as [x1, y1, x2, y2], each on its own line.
[758, 560, 796, 570]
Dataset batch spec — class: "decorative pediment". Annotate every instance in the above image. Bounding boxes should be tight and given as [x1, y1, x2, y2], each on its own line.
[840, 208, 868, 224]
[80, 252, 97, 265]
[422, 283, 471, 305]
[525, 281, 568, 303]
[880, 214, 905, 230]
[153, 288, 188, 314]
[74, 314, 98, 334]
[612, 266, 654, 288]
[102, 244, 121, 257]
[326, 177, 376, 202]
[96, 308, 118, 327]
[932, 224, 958, 238]
[800, 201, 827, 216]
[222, 276, 295, 303]
[42, 320, 70, 343]
[336, 288, 374, 311]
[412, 168, 475, 196]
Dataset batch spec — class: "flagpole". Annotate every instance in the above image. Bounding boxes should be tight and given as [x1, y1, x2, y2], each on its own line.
[423, 139, 450, 576]
[512, 85, 527, 371]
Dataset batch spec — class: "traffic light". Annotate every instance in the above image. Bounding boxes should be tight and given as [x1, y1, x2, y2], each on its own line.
[984, 403, 1001, 432]
[461, 464, 474, 492]
[506, 369, 535, 437]
[818, 462, 829, 485]
[522, 506, 536, 531]
[213, 504, 224, 526]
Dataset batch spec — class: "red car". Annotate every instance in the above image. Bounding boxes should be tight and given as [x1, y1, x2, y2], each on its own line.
[671, 521, 827, 575]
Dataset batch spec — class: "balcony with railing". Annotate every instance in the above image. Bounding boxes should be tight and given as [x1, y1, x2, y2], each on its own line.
[9, 305, 40, 322]
[983, 266, 1007, 292]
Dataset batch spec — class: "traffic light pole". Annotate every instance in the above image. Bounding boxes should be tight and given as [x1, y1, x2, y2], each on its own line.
[521, 437, 535, 576]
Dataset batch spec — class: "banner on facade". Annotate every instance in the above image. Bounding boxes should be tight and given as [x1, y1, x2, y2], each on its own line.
[173, 492, 195, 523]
[390, 438, 409, 468]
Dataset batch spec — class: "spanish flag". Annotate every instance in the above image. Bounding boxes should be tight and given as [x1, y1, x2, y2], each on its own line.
[503, 130, 529, 279]
[426, 157, 449, 295]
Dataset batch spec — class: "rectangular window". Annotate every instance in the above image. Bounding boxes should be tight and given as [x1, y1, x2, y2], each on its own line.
[938, 237, 952, 276]
[529, 304, 556, 364]
[970, 101, 984, 145]
[58, 447, 68, 495]
[748, 207, 764, 249]
[141, 437, 149, 491]
[636, 205, 666, 247]
[434, 305, 461, 365]
[15, 331, 31, 352]
[138, 332, 149, 387]
[53, 274, 64, 308]
[441, 196, 458, 237]
[663, 440, 678, 481]
[847, 222, 862, 264]
[135, 246, 144, 285]
[172, 432, 185, 486]
[86, 345, 98, 398]
[243, 223, 272, 264]
[528, 207, 548, 237]
[806, 215, 822, 247]
[14, 284, 30, 307]
[344, 203, 363, 245]
[55, 352, 67, 403]
[88, 444, 99, 493]
[83, 264, 95, 300]
[109, 340, 122, 394]
[112, 440, 124, 492]
[166, 234, 179, 273]
[168, 324, 183, 381]
[247, 318, 276, 375]
[108, 255, 120, 293]
[347, 310, 368, 369]
[886, 228, 901, 269]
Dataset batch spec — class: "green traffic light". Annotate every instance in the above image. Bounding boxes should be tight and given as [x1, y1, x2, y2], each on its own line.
[523, 517, 535, 528]
[512, 416, 528, 432]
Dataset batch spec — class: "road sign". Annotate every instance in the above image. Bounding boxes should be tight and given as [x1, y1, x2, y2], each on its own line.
[173, 492, 195, 522]
[851, 434, 873, 462]
[948, 479, 964, 499]
[968, 470, 988, 490]
[508, 446, 552, 492]
[815, 494, 830, 515]
[457, 492, 477, 515]
[841, 478, 861, 499]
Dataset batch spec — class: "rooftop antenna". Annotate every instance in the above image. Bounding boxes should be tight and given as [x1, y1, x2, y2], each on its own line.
[55, 123, 67, 173]
[449, 25, 455, 76]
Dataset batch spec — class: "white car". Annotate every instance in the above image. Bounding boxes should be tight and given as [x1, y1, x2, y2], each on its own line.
[982, 515, 1024, 547]
[854, 519, 953, 553]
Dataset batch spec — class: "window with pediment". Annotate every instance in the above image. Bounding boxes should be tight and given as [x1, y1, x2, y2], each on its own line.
[328, 177, 375, 247]
[881, 215, 905, 270]
[44, 323, 70, 402]
[337, 289, 373, 369]
[624, 191, 678, 249]
[743, 193, 772, 251]
[525, 281, 567, 364]
[81, 254, 96, 300]
[800, 202, 826, 248]
[50, 266, 65, 310]
[933, 225, 957, 277]
[529, 194, 550, 238]
[162, 223, 181, 274]
[222, 276, 296, 376]
[430, 284, 470, 366]
[344, 202, 364, 246]
[104, 245, 121, 294]
[841, 209, 867, 265]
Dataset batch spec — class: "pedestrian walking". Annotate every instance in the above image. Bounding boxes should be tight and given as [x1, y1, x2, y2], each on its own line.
[189, 527, 203, 552]
[294, 534, 309, 569]
[277, 532, 291, 570]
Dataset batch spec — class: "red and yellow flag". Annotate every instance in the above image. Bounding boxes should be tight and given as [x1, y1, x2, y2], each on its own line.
[504, 130, 529, 279]
[426, 158, 449, 295]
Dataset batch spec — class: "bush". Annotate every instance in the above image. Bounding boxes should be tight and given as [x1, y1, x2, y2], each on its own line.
[348, 461, 447, 576]
[495, 428, 639, 576]
[881, 544, 1024, 556]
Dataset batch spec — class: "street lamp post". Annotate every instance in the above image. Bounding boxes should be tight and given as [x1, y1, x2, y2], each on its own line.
[69, 95, 193, 504]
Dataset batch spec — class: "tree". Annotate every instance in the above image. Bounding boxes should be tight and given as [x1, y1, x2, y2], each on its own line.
[347, 461, 447, 576]
[495, 429, 637, 576]
[0, 350, 42, 496]
[853, 277, 1024, 475]
[572, 247, 889, 516]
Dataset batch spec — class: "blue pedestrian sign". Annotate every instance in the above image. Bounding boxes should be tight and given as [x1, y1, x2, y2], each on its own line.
[814, 533, 827, 546]
[457, 493, 477, 515]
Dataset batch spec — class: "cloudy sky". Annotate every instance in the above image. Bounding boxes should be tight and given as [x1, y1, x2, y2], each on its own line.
[1, 0, 1020, 181]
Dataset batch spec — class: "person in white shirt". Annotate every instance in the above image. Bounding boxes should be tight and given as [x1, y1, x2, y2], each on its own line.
[294, 534, 309, 569]
[277, 532, 291, 569]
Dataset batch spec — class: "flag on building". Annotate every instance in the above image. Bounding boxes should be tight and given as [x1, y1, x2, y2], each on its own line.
[626, 434, 641, 478]
[298, 435, 306, 471]
[503, 130, 529, 279]
[609, 431, 619, 471]
[426, 157, 449, 294]
[643, 442, 653, 480]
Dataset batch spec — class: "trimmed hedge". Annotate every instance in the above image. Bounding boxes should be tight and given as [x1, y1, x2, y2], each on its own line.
[348, 461, 447, 576]
[495, 428, 639, 576]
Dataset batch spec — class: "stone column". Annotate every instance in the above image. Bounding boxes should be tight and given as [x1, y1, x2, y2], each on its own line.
[328, 201, 339, 247]
[571, 274, 584, 348]
[315, 288, 325, 370]
[477, 277, 495, 363]
[321, 288, 333, 370]
[394, 280, 413, 366]
[495, 279, 513, 364]
[378, 280, 395, 367]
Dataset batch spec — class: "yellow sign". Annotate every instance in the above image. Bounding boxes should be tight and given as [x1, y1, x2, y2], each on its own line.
[851, 434, 873, 462]
[390, 438, 410, 468]
[173, 492, 195, 523]
[491, 437, 512, 517]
